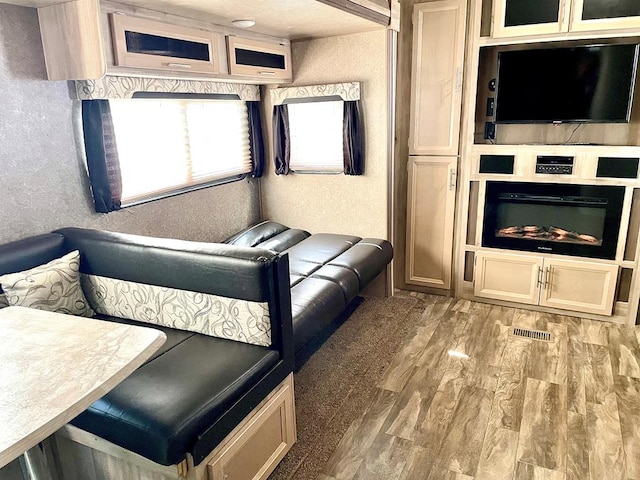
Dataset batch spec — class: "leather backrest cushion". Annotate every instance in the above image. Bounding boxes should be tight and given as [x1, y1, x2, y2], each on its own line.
[257, 229, 311, 253]
[224, 221, 290, 247]
[0, 233, 67, 278]
[55, 228, 279, 303]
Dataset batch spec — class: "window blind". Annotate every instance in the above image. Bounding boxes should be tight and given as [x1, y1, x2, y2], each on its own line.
[288, 100, 344, 173]
[109, 98, 250, 204]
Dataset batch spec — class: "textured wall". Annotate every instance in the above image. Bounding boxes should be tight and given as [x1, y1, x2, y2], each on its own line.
[0, 3, 260, 246]
[261, 30, 389, 240]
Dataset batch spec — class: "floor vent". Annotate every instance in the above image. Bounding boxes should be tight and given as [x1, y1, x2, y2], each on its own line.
[511, 327, 552, 342]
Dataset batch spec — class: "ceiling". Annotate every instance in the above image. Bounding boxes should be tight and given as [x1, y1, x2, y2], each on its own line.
[2, 0, 386, 40]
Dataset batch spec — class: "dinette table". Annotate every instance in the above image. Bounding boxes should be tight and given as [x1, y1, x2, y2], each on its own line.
[0, 306, 166, 479]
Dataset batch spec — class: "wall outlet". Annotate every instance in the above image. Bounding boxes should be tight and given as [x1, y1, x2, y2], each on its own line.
[484, 121, 496, 140]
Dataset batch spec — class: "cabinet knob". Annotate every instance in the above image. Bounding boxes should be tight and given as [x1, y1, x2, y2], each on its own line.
[166, 63, 192, 69]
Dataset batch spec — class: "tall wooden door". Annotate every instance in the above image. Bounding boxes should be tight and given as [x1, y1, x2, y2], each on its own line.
[406, 157, 457, 289]
[409, 0, 466, 156]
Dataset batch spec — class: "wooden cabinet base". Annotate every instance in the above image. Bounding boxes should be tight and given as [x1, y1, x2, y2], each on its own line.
[52, 374, 296, 480]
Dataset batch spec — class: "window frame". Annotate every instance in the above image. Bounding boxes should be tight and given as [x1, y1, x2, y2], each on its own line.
[109, 93, 252, 207]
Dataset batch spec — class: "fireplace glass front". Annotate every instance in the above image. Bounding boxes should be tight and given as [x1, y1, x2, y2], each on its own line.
[483, 182, 625, 259]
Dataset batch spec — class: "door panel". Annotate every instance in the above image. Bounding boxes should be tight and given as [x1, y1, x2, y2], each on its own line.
[540, 259, 618, 315]
[474, 251, 543, 305]
[406, 157, 457, 289]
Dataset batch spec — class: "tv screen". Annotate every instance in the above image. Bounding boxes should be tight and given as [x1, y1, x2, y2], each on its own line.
[495, 44, 639, 124]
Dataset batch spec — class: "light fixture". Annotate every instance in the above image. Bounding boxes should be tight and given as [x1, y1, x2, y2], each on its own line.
[232, 19, 256, 29]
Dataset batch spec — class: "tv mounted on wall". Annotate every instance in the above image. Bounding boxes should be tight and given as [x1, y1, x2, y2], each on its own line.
[495, 44, 639, 124]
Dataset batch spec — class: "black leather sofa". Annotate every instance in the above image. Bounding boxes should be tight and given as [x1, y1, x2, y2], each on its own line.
[0, 222, 392, 469]
[224, 221, 394, 352]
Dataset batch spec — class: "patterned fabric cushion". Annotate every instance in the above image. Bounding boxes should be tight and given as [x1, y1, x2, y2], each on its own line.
[0, 250, 94, 317]
[82, 275, 272, 347]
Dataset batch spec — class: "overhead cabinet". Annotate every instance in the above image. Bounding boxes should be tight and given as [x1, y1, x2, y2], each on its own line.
[35, 1, 292, 83]
[474, 251, 619, 315]
[110, 14, 221, 74]
[227, 36, 291, 81]
[492, 0, 640, 37]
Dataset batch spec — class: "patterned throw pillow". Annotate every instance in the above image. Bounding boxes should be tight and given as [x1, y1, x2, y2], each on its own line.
[0, 250, 94, 317]
[0, 292, 8, 309]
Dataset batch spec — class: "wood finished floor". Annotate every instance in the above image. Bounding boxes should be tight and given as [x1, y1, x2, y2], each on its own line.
[316, 294, 640, 480]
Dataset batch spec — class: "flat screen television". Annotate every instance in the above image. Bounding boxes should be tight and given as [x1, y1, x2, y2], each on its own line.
[495, 44, 639, 124]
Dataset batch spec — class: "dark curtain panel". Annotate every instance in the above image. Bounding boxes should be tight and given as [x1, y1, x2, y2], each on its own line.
[82, 100, 122, 213]
[343, 100, 364, 175]
[272, 104, 291, 175]
[247, 101, 265, 178]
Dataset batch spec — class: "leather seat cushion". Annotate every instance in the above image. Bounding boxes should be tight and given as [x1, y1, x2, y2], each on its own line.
[289, 258, 323, 277]
[71, 317, 279, 466]
[284, 234, 362, 264]
[290, 278, 346, 351]
[328, 239, 393, 288]
[310, 265, 360, 304]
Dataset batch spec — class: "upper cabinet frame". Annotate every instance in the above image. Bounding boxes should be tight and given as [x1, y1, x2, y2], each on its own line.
[491, 0, 571, 38]
[570, 0, 640, 32]
[492, 0, 640, 39]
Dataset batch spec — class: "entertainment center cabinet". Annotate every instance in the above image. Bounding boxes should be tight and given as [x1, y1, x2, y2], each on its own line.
[449, 0, 640, 325]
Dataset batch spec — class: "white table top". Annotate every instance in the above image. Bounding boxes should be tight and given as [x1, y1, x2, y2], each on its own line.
[0, 306, 166, 468]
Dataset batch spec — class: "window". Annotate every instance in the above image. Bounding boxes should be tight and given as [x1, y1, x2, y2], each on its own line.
[288, 100, 344, 173]
[109, 98, 250, 204]
[271, 82, 362, 176]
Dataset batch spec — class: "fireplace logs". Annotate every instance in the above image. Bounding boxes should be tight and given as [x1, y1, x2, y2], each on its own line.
[497, 225, 602, 245]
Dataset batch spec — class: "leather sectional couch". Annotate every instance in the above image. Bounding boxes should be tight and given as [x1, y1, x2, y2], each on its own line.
[0, 222, 392, 472]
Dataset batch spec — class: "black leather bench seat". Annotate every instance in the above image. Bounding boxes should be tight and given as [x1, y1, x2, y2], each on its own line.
[70, 316, 280, 466]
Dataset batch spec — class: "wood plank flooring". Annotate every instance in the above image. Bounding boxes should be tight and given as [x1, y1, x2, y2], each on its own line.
[317, 295, 640, 480]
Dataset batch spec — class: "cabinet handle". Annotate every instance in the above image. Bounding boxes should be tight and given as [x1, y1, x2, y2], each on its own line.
[544, 267, 551, 289]
[537, 266, 544, 288]
[449, 170, 456, 191]
[165, 63, 192, 69]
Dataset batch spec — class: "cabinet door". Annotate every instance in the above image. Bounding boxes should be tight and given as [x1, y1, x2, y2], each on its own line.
[208, 376, 296, 480]
[406, 157, 457, 289]
[474, 251, 543, 305]
[110, 14, 221, 74]
[570, 0, 640, 32]
[539, 259, 618, 315]
[409, 0, 466, 156]
[227, 36, 291, 81]
[492, 0, 571, 37]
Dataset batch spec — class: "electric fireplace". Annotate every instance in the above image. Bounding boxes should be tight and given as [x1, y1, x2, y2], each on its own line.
[483, 182, 625, 260]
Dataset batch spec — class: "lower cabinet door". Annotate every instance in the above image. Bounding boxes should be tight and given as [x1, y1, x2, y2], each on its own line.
[539, 259, 618, 315]
[474, 251, 543, 305]
[405, 156, 457, 290]
[208, 375, 296, 480]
